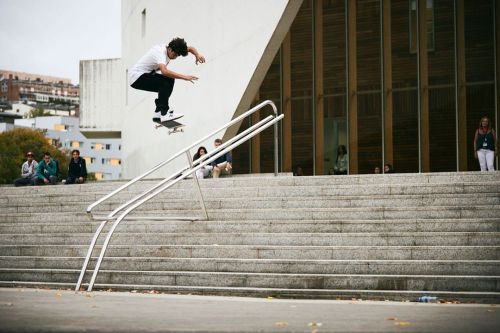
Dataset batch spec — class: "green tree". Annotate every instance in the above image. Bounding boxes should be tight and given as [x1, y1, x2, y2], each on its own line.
[28, 107, 52, 118]
[0, 128, 69, 184]
[86, 172, 97, 182]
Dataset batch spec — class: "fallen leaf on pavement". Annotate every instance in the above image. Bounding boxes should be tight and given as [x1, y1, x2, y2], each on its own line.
[394, 321, 411, 327]
[274, 321, 288, 327]
[385, 317, 398, 321]
[308, 322, 323, 327]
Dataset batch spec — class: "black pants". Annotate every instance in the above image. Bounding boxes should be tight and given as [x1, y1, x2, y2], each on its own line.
[131, 72, 175, 112]
[66, 177, 85, 185]
[14, 177, 35, 186]
[34, 176, 57, 185]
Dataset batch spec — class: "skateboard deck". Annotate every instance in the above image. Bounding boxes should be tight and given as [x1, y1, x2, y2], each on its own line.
[154, 119, 185, 134]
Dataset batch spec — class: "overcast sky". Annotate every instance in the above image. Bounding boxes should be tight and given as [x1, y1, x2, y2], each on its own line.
[0, 0, 121, 84]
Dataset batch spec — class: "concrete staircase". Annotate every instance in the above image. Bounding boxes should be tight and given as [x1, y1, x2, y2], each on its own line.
[0, 172, 499, 302]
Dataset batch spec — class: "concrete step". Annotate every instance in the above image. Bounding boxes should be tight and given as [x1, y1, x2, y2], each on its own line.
[1, 257, 498, 276]
[1, 171, 499, 193]
[2, 194, 500, 213]
[2, 245, 498, 260]
[1, 269, 498, 292]
[1, 205, 500, 221]
[2, 280, 498, 303]
[1, 280, 499, 303]
[2, 182, 499, 205]
[1, 232, 498, 246]
[1, 219, 498, 234]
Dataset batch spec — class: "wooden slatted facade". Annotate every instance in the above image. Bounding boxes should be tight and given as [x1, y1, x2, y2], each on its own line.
[232, 0, 499, 175]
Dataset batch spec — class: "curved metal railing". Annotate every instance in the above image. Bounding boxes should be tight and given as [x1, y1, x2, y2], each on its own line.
[75, 100, 282, 292]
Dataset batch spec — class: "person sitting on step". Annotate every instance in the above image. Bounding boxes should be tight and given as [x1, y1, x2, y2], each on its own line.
[13, 151, 38, 186]
[211, 138, 232, 178]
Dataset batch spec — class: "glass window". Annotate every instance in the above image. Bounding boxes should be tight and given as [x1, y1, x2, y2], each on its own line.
[428, 0, 456, 172]
[409, 0, 435, 53]
[290, 0, 314, 175]
[464, 0, 495, 171]
[393, 0, 419, 173]
[356, 0, 382, 174]
[323, 0, 347, 175]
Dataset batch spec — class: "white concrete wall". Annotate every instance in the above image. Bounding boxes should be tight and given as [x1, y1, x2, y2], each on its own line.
[81, 0, 301, 179]
[0, 123, 14, 133]
[4, 103, 34, 118]
[79, 58, 125, 134]
[15, 116, 78, 131]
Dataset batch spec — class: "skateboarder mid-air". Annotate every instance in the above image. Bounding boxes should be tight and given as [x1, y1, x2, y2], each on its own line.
[128, 37, 205, 123]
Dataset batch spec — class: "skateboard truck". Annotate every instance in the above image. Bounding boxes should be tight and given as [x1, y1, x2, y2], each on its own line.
[154, 119, 185, 135]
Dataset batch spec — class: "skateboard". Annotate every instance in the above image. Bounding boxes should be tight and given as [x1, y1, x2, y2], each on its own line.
[154, 119, 185, 135]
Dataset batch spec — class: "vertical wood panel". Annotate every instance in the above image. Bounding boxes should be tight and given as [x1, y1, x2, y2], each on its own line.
[314, 0, 324, 175]
[347, 0, 358, 174]
[418, 0, 430, 172]
[251, 93, 260, 173]
[456, 0, 467, 170]
[496, 0, 500, 164]
[382, 0, 393, 166]
[282, 33, 293, 172]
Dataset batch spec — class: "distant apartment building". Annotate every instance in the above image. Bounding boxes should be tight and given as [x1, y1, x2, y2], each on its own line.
[14, 116, 122, 181]
[0, 112, 22, 132]
[0, 70, 79, 117]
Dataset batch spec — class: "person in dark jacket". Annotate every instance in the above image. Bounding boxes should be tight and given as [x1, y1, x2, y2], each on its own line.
[66, 149, 87, 184]
[211, 138, 232, 178]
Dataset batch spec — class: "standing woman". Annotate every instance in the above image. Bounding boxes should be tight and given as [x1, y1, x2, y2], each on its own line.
[473, 116, 498, 171]
[333, 145, 348, 175]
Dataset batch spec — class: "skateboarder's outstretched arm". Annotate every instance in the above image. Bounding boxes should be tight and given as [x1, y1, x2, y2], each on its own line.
[188, 46, 205, 65]
[158, 45, 205, 84]
[158, 64, 198, 83]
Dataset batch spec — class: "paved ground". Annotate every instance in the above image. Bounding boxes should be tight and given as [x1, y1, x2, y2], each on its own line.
[0, 288, 499, 332]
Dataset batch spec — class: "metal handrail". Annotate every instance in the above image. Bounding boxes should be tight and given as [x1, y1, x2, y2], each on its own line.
[86, 115, 282, 291]
[85, 100, 278, 216]
[74, 115, 276, 292]
[75, 100, 281, 292]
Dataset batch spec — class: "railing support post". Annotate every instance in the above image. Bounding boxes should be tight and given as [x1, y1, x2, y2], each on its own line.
[186, 151, 209, 220]
[274, 121, 279, 176]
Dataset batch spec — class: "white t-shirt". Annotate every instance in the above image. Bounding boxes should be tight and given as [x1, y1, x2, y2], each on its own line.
[128, 44, 170, 85]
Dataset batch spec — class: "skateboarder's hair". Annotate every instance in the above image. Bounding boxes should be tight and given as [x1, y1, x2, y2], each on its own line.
[168, 38, 188, 57]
